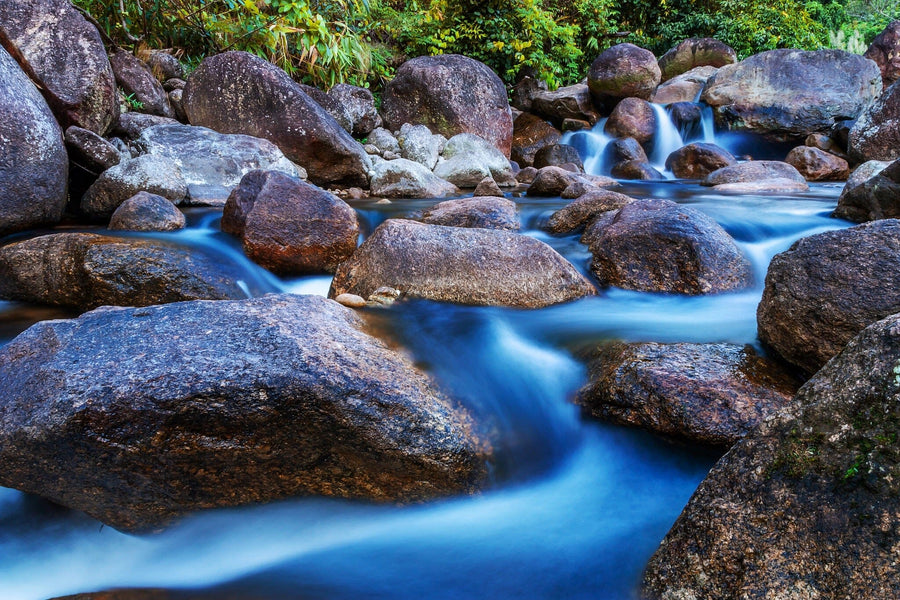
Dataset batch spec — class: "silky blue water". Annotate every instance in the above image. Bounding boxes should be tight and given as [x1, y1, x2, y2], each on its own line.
[0, 180, 848, 600]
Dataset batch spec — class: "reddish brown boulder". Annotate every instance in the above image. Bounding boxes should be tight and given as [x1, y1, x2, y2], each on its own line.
[604, 98, 656, 145]
[544, 189, 635, 235]
[588, 44, 661, 105]
[665, 142, 736, 179]
[222, 170, 359, 274]
[785, 145, 850, 181]
[657, 38, 737, 82]
[419, 196, 519, 231]
[864, 20, 900, 86]
[511, 113, 561, 167]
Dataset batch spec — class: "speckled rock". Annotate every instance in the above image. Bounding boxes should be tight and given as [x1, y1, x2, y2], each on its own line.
[588, 44, 661, 105]
[849, 79, 900, 162]
[642, 313, 900, 599]
[865, 20, 900, 86]
[65, 126, 122, 174]
[369, 158, 459, 198]
[702, 160, 807, 187]
[473, 177, 504, 197]
[533, 144, 583, 171]
[657, 38, 736, 82]
[368, 127, 400, 155]
[419, 197, 519, 231]
[785, 145, 850, 181]
[833, 159, 898, 222]
[327, 83, 381, 137]
[530, 83, 600, 126]
[81, 154, 188, 218]
[758, 219, 900, 375]
[329, 219, 595, 308]
[511, 113, 561, 167]
[109, 49, 174, 118]
[604, 97, 656, 145]
[544, 190, 635, 235]
[584, 199, 753, 294]
[526, 166, 581, 196]
[665, 143, 736, 179]
[650, 66, 719, 104]
[108, 192, 185, 232]
[147, 50, 183, 82]
[0, 294, 491, 532]
[397, 123, 446, 170]
[111, 112, 178, 141]
[433, 133, 515, 188]
[610, 161, 665, 180]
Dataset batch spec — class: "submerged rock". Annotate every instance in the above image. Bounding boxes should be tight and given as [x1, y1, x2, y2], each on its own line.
[642, 313, 900, 599]
[0, 294, 491, 532]
[419, 197, 519, 231]
[757, 219, 900, 375]
[329, 219, 595, 308]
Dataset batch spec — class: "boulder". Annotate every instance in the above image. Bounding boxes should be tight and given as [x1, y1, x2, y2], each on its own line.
[327, 83, 381, 137]
[533, 144, 583, 171]
[382, 54, 513, 157]
[183, 51, 370, 187]
[132, 123, 301, 205]
[369, 158, 459, 198]
[472, 177, 504, 197]
[576, 342, 799, 447]
[583, 199, 753, 294]
[604, 137, 648, 165]
[0, 0, 118, 134]
[146, 50, 183, 82]
[0, 232, 259, 310]
[530, 83, 600, 126]
[642, 314, 900, 600]
[419, 196, 519, 231]
[0, 294, 491, 531]
[397, 123, 446, 170]
[0, 45, 68, 236]
[588, 44, 661, 106]
[526, 166, 581, 196]
[433, 133, 515, 187]
[665, 142, 736, 179]
[510, 75, 547, 112]
[610, 160, 665, 180]
[167, 88, 187, 123]
[544, 189, 635, 235]
[221, 170, 359, 274]
[849, 79, 900, 162]
[604, 98, 656, 145]
[864, 20, 900, 86]
[298, 82, 352, 134]
[65, 126, 122, 174]
[758, 219, 900, 374]
[667, 101, 703, 133]
[108, 192, 185, 232]
[81, 154, 188, 218]
[650, 65, 718, 105]
[516, 166, 538, 184]
[112, 112, 179, 141]
[368, 127, 400, 155]
[108, 49, 174, 119]
[785, 145, 850, 181]
[511, 113, 561, 168]
[329, 219, 595, 307]
[833, 159, 898, 222]
[702, 160, 807, 187]
[701, 49, 882, 141]
[657, 38, 737, 82]
[805, 132, 845, 157]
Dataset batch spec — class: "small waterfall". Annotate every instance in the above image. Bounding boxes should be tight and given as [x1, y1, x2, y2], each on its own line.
[647, 103, 684, 172]
[560, 118, 614, 176]
[699, 104, 716, 143]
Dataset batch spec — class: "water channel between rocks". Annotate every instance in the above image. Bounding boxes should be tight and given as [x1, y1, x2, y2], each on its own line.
[0, 180, 848, 600]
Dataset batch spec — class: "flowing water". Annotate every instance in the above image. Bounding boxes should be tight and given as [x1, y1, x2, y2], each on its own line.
[0, 128, 851, 599]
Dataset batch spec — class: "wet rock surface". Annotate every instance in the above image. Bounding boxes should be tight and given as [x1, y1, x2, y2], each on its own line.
[544, 190, 636, 235]
[665, 143, 736, 179]
[0, 294, 492, 532]
[108, 192, 185, 232]
[604, 98, 656, 145]
[419, 197, 519, 231]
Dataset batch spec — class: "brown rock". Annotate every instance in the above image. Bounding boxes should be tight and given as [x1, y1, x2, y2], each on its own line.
[146, 50, 183, 82]
[702, 160, 807, 186]
[109, 49, 174, 118]
[334, 293, 366, 308]
[533, 144, 583, 171]
[785, 145, 850, 181]
[650, 65, 719, 104]
[604, 137, 648, 164]
[419, 196, 519, 231]
[329, 219, 595, 308]
[576, 342, 799, 447]
[657, 38, 737, 82]
[604, 98, 656, 145]
[65, 125, 122, 174]
[757, 219, 900, 375]
[865, 20, 900, 86]
[544, 190, 635, 235]
[108, 192, 185, 232]
[0, 294, 491, 531]
[511, 112, 561, 167]
[584, 199, 753, 294]
[610, 160, 665, 180]
[530, 83, 600, 126]
[221, 170, 359, 275]
[516, 166, 538, 184]
[382, 54, 513, 157]
[473, 176, 504, 197]
[834, 159, 900, 222]
[849, 79, 900, 162]
[525, 166, 580, 196]
[327, 83, 381, 137]
[588, 43, 661, 105]
[665, 142, 736, 179]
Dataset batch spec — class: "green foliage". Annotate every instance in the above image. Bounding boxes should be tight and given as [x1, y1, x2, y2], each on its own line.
[121, 91, 145, 110]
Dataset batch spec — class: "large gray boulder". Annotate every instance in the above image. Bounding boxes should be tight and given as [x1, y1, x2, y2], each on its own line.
[433, 133, 516, 188]
[329, 219, 595, 308]
[369, 158, 459, 198]
[849, 79, 900, 162]
[382, 54, 513, 157]
[0, 294, 491, 531]
[0, 45, 68, 236]
[702, 49, 882, 141]
[0, 232, 259, 310]
[0, 0, 119, 134]
[642, 313, 900, 599]
[183, 51, 370, 187]
[81, 154, 188, 218]
[757, 219, 900, 375]
[132, 123, 300, 205]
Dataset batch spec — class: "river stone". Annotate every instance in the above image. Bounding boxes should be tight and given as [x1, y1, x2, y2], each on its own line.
[473, 177, 504, 197]
[544, 189, 635, 235]
[132, 123, 300, 205]
[397, 123, 445, 170]
[665, 142, 736, 179]
[642, 313, 900, 599]
[329, 219, 595, 308]
[109, 49, 174, 119]
[516, 166, 538, 184]
[382, 54, 513, 157]
[419, 197, 519, 231]
[650, 66, 719, 104]
[833, 159, 899, 222]
[576, 342, 799, 447]
[369, 158, 458, 198]
[112, 112, 179, 141]
[604, 98, 656, 145]
[327, 83, 381, 137]
[584, 199, 753, 294]
[533, 144, 583, 172]
[183, 51, 370, 187]
[221, 170, 359, 274]
[0, 0, 119, 134]
[667, 101, 703, 133]
[588, 44, 661, 106]
[805, 132, 844, 156]
[610, 160, 665, 181]
[849, 79, 900, 162]
[865, 20, 900, 86]
[0, 232, 257, 310]
[511, 113, 561, 168]
[108, 192, 185, 232]
[510, 75, 547, 112]
[657, 38, 737, 82]
[702, 160, 807, 187]
[0, 45, 68, 237]
[526, 166, 581, 196]
[604, 137, 648, 165]
[530, 83, 600, 126]
[785, 145, 850, 181]
[701, 49, 882, 142]
[65, 126, 122, 174]
[168, 88, 187, 123]
[433, 133, 515, 187]
[368, 127, 401, 155]
[758, 219, 900, 375]
[0, 293, 491, 532]
[81, 154, 188, 218]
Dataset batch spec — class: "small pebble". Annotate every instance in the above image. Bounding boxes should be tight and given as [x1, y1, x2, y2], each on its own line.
[335, 293, 367, 308]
